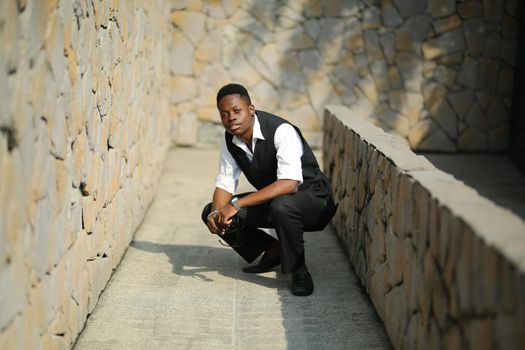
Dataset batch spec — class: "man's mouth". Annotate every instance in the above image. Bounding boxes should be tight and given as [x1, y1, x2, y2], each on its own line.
[229, 124, 240, 131]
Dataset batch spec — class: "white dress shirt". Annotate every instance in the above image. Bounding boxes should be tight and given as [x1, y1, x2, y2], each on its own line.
[215, 114, 304, 194]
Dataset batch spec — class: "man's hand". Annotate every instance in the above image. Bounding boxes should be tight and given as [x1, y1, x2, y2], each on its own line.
[207, 211, 228, 236]
[218, 203, 238, 227]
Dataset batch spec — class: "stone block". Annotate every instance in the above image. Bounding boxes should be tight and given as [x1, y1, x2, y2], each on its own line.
[432, 15, 462, 34]
[387, 66, 402, 89]
[447, 89, 474, 120]
[323, 0, 358, 17]
[303, 19, 319, 42]
[369, 263, 387, 320]
[496, 68, 514, 96]
[1, 0, 20, 72]
[318, 18, 345, 64]
[418, 126, 457, 151]
[384, 285, 408, 349]
[434, 65, 457, 89]
[432, 275, 448, 330]
[171, 76, 198, 104]
[502, 14, 518, 39]
[252, 80, 279, 112]
[393, 0, 427, 18]
[420, 249, 436, 322]
[357, 76, 379, 105]
[345, 20, 364, 51]
[483, 32, 501, 58]
[275, 27, 315, 52]
[370, 61, 389, 92]
[364, 30, 383, 62]
[428, 0, 455, 18]
[171, 32, 194, 75]
[457, 55, 478, 88]
[486, 97, 508, 125]
[304, 1, 322, 17]
[483, 0, 504, 23]
[458, 1, 482, 19]
[489, 124, 510, 151]
[380, 32, 396, 65]
[362, 6, 381, 30]
[412, 184, 429, 256]
[477, 58, 499, 93]
[171, 11, 206, 44]
[386, 227, 404, 287]
[288, 104, 320, 131]
[278, 54, 306, 92]
[381, 0, 403, 28]
[500, 39, 517, 67]
[466, 101, 490, 132]
[195, 30, 223, 62]
[396, 53, 423, 92]
[436, 52, 463, 64]
[459, 127, 488, 151]
[396, 15, 432, 51]
[403, 244, 422, 313]
[422, 28, 465, 60]
[467, 319, 494, 350]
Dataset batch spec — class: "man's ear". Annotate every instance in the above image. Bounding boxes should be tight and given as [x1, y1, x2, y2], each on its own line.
[249, 104, 255, 115]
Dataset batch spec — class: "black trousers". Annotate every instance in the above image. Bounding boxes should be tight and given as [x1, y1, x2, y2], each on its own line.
[201, 182, 336, 273]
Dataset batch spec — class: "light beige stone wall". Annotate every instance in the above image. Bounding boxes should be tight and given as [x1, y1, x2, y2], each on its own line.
[0, 0, 172, 348]
[171, 0, 520, 152]
[323, 105, 525, 349]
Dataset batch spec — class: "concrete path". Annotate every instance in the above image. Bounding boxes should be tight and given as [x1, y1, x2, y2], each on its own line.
[73, 148, 391, 350]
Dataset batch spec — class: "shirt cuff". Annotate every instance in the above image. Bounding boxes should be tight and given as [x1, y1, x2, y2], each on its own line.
[276, 166, 303, 183]
[214, 175, 237, 194]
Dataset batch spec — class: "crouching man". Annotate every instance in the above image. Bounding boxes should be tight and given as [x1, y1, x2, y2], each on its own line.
[201, 83, 336, 296]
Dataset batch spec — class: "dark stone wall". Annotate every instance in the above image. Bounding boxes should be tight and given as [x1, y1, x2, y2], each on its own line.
[510, 3, 525, 174]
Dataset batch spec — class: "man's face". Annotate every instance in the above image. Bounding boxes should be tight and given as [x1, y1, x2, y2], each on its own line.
[217, 94, 255, 141]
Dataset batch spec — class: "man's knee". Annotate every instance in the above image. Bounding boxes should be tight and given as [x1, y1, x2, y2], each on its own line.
[201, 203, 212, 224]
[269, 196, 295, 220]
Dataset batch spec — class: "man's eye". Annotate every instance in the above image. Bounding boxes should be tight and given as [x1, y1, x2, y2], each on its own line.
[234, 109, 240, 114]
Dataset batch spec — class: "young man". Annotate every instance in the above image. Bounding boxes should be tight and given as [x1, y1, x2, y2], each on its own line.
[201, 83, 336, 296]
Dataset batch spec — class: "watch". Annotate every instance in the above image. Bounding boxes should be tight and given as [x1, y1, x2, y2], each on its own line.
[230, 197, 242, 211]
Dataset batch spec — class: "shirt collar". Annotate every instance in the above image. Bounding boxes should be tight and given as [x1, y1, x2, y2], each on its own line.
[232, 113, 265, 148]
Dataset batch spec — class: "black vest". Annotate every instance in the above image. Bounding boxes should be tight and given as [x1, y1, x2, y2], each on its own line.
[225, 111, 324, 191]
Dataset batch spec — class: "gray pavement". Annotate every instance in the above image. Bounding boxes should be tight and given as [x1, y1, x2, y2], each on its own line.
[424, 154, 525, 222]
[74, 147, 391, 350]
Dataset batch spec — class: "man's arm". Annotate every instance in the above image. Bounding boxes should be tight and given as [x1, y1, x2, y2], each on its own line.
[217, 178, 299, 227]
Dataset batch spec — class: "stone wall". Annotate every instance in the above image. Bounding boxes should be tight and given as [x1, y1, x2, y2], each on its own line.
[0, 1, 172, 348]
[510, 3, 525, 174]
[323, 105, 525, 349]
[171, 0, 520, 152]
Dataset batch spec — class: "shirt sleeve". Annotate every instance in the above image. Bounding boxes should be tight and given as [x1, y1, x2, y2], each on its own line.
[274, 123, 304, 184]
[214, 136, 241, 194]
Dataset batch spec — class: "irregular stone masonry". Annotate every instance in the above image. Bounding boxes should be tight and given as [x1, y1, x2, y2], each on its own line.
[323, 105, 525, 349]
[0, 1, 172, 348]
[171, 0, 520, 152]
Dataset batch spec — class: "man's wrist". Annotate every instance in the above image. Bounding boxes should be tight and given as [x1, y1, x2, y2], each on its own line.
[230, 197, 241, 211]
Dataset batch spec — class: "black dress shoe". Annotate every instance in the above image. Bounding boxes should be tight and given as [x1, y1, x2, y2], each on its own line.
[291, 271, 314, 296]
[242, 253, 281, 273]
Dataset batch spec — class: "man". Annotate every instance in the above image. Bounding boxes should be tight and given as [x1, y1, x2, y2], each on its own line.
[201, 83, 336, 296]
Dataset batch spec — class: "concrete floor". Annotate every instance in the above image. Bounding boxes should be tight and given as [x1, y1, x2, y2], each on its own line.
[423, 153, 525, 223]
[73, 148, 391, 350]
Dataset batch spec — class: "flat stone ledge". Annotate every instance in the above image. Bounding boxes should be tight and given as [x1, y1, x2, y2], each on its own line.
[323, 104, 525, 349]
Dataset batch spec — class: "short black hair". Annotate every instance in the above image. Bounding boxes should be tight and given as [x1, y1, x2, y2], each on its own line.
[216, 83, 251, 105]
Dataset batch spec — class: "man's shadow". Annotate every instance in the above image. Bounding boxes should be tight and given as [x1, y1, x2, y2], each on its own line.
[130, 240, 289, 289]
